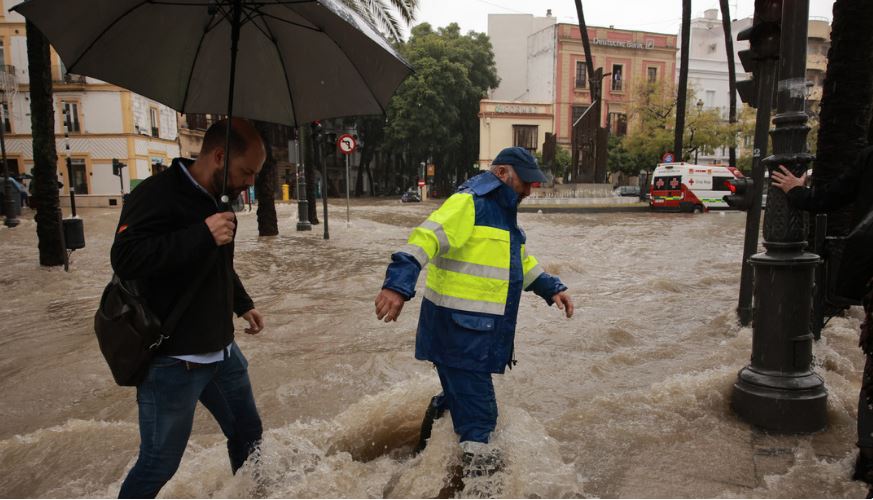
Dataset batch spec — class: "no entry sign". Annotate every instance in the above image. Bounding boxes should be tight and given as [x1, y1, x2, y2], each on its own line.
[337, 134, 357, 155]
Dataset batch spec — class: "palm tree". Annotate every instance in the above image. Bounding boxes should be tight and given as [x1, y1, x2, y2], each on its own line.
[814, 0, 873, 236]
[719, 0, 737, 167]
[253, 121, 279, 236]
[26, 20, 65, 267]
[341, 0, 417, 43]
[674, 0, 692, 159]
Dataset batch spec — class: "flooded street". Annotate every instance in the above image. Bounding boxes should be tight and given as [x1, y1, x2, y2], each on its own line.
[0, 200, 867, 498]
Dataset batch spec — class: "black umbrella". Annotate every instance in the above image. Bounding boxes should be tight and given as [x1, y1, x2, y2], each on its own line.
[14, 0, 412, 204]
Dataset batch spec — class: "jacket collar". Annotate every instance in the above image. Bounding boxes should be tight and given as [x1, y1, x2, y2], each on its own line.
[460, 171, 519, 208]
[172, 157, 219, 207]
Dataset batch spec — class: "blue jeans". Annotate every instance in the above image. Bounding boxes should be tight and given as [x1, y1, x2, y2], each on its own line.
[119, 343, 262, 498]
[433, 364, 498, 444]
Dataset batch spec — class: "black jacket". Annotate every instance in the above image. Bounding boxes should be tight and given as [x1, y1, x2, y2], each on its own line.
[110, 158, 254, 355]
[787, 146, 873, 222]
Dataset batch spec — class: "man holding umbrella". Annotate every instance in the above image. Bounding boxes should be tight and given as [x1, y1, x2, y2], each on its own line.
[111, 119, 266, 498]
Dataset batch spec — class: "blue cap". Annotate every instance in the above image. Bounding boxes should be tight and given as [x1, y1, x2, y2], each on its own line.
[491, 147, 548, 183]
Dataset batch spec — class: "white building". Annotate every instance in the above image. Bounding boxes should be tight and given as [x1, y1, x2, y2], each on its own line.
[681, 8, 830, 165]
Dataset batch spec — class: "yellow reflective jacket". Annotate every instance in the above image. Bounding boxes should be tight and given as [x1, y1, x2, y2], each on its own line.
[382, 172, 567, 373]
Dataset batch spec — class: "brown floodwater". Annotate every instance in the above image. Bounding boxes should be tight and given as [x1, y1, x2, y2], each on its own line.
[0, 200, 866, 498]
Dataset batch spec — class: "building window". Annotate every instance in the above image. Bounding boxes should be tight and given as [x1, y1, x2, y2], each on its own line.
[185, 113, 208, 130]
[151, 157, 166, 176]
[705, 90, 716, 108]
[149, 107, 160, 137]
[572, 105, 589, 126]
[61, 101, 80, 133]
[611, 64, 623, 91]
[0, 40, 5, 67]
[608, 112, 627, 136]
[575, 61, 587, 88]
[69, 158, 88, 194]
[0, 102, 10, 133]
[512, 125, 538, 152]
[647, 67, 658, 83]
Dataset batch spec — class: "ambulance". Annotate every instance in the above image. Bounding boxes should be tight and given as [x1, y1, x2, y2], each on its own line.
[649, 162, 745, 212]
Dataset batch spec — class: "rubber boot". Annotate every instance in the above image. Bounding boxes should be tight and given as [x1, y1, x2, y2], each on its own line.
[853, 447, 873, 499]
[460, 441, 505, 478]
[414, 395, 445, 454]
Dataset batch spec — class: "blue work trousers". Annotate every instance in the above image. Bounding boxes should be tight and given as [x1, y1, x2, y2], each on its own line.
[433, 364, 498, 444]
[119, 343, 263, 498]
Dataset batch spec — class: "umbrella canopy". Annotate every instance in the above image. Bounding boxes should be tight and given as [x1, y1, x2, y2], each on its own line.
[13, 0, 412, 126]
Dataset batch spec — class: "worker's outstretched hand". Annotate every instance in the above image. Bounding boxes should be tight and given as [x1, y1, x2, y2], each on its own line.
[375, 288, 405, 322]
[552, 292, 574, 319]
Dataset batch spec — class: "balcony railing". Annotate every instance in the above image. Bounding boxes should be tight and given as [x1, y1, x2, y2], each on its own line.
[52, 65, 86, 84]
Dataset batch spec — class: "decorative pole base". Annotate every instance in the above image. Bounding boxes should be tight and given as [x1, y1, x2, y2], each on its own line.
[732, 368, 827, 433]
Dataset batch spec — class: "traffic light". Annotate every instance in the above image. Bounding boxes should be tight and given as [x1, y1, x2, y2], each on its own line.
[310, 121, 323, 141]
[736, 0, 782, 108]
[112, 158, 126, 177]
[723, 177, 755, 210]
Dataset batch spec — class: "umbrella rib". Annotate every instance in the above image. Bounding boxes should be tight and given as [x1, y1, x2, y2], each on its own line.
[180, 11, 222, 112]
[246, 9, 274, 40]
[275, 2, 390, 114]
[258, 13, 300, 127]
[326, 36, 386, 115]
[255, 10, 323, 33]
[67, 0, 151, 74]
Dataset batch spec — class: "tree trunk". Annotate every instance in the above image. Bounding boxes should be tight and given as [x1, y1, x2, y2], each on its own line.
[253, 122, 278, 236]
[814, 0, 873, 235]
[674, 0, 691, 158]
[719, 0, 738, 167]
[301, 125, 319, 224]
[26, 21, 64, 267]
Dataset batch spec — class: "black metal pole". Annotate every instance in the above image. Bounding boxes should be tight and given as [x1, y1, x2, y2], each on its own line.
[296, 129, 311, 231]
[811, 213, 827, 340]
[220, 0, 242, 210]
[61, 104, 77, 218]
[573, 0, 595, 85]
[737, 45, 778, 326]
[319, 137, 329, 240]
[1, 103, 19, 227]
[731, 0, 827, 434]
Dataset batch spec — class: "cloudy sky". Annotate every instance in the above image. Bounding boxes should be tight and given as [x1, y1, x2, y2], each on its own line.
[411, 0, 835, 37]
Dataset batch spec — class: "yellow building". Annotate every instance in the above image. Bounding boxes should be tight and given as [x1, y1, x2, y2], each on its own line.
[2, 0, 180, 208]
[478, 101, 553, 170]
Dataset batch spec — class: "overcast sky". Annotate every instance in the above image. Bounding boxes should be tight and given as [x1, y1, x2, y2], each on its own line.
[411, 0, 835, 37]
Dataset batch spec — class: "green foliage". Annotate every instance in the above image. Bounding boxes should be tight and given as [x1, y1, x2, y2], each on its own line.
[607, 136, 647, 176]
[381, 23, 499, 190]
[620, 82, 737, 170]
[535, 146, 571, 178]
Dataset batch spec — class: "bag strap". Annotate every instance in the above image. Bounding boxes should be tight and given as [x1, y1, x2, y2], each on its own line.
[152, 248, 221, 348]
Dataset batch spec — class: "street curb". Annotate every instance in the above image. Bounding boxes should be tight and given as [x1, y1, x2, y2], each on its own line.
[519, 204, 651, 214]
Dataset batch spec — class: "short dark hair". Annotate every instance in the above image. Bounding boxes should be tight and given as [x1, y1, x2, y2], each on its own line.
[201, 119, 248, 158]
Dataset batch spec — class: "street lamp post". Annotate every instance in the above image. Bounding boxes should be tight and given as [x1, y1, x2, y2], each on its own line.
[295, 129, 311, 231]
[1, 101, 19, 227]
[694, 99, 703, 164]
[731, 0, 827, 433]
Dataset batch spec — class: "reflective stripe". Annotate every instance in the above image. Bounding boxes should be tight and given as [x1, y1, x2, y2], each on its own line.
[398, 244, 429, 268]
[523, 263, 544, 289]
[420, 219, 451, 255]
[433, 256, 509, 280]
[424, 288, 506, 315]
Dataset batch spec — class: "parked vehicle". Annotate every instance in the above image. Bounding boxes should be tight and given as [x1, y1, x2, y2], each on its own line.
[613, 185, 640, 197]
[649, 163, 744, 212]
[401, 191, 421, 203]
